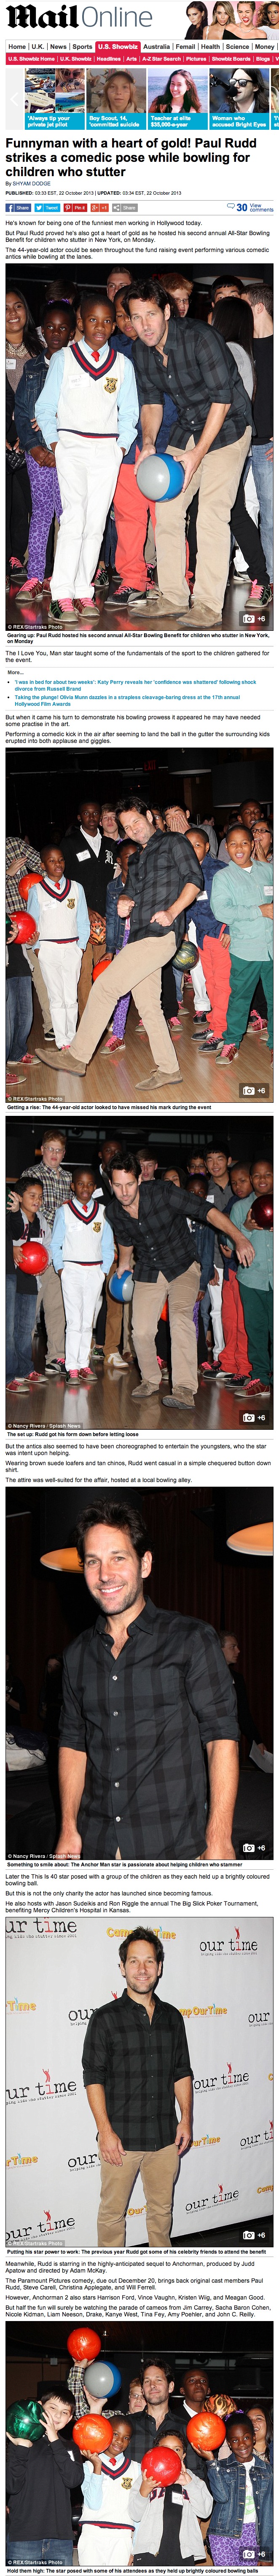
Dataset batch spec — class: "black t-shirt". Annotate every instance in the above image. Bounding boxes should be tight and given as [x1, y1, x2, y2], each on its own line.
[252, 337, 273, 444]
[61, 826, 118, 916]
[131, 2409, 184, 2466]
[5, 2433, 81, 2543]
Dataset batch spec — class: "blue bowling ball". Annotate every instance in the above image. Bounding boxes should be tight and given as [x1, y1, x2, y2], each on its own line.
[109, 1270, 134, 1303]
[137, 453, 185, 503]
[107, 2365, 122, 2396]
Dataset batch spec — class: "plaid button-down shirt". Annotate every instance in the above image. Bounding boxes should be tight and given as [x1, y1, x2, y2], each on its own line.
[59, 1596, 238, 1859]
[82, 1985, 192, 2149]
[6, 834, 40, 918]
[21, 1161, 72, 1225]
[134, 314, 252, 450]
[124, 829, 203, 946]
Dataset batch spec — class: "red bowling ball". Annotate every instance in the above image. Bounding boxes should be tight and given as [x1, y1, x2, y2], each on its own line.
[188, 2409, 225, 2454]
[17, 1241, 48, 1276]
[73, 2414, 113, 2457]
[141, 2445, 182, 2486]
[67, 2329, 101, 2363]
[10, 911, 38, 944]
[251, 1194, 273, 1229]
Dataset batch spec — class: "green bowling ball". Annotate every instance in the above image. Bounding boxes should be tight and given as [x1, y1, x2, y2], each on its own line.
[6, 2401, 43, 2442]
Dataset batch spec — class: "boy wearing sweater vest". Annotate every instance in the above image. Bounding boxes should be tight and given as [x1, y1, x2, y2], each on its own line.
[78, 2417, 140, 2569]
[51, 1164, 114, 1379]
[35, 289, 139, 623]
[27, 843, 90, 1050]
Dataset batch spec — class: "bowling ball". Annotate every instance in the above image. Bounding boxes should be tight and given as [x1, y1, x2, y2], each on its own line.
[6, 2402, 43, 2443]
[141, 2445, 182, 2486]
[109, 1270, 134, 1303]
[92, 954, 113, 981]
[10, 912, 38, 944]
[83, 2362, 115, 2399]
[251, 1194, 273, 1229]
[175, 937, 198, 971]
[160, 1298, 169, 1322]
[17, 1241, 48, 1275]
[73, 2414, 113, 2458]
[188, 2409, 225, 2454]
[67, 2329, 101, 2364]
[137, 453, 185, 503]
[104, 2364, 121, 2396]
[19, 874, 41, 901]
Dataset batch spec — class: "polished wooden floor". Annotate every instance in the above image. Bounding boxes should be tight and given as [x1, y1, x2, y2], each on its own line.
[7, 569, 273, 634]
[6, 1354, 273, 1433]
[6, 976, 273, 1111]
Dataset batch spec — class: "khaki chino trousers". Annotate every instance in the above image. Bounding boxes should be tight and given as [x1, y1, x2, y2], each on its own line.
[67, 930, 177, 1076]
[97, 2139, 180, 2246]
[132, 1261, 200, 1393]
[155, 430, 252, 616]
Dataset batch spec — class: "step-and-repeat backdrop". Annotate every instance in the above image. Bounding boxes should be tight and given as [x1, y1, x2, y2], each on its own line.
[6, 1916, 273, 2244]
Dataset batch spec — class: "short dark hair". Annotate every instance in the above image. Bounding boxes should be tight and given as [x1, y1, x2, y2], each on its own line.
[110, 1148, 139, 1182]
[115, 795, 158, 829]
[74, 1164, 95, 1183]
[42, 302, 72, 325]
[122, 276, 168, 319]
[19, 1174, 43, 1193]
[242, 279, 273, 316]
[212, 273, 244, 299]
[75, 1496, 150, 1566]
[119, 1926, 164, 1973]
[79, 287, 113, 321]
[142, 2359, 174, 2388]
[226, 823, 252, 846]
[228, 2415, 255, 2442]
[40, 840, 64, 861]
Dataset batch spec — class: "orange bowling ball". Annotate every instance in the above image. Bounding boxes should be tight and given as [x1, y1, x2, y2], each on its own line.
[19, 874, 41, 901]
[188, 2408, 225, 2453]
[73, 2414, 113, 2457]
[67, 2329, 101, 2363]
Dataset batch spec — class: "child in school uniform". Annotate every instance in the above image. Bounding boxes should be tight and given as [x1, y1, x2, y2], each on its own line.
[51, 1163, 114, 1380]
[14, 303, 73, 604]
[210, 823, 273, 1061]
[35, 287, 139, 623]
[78, 2416, 140, 2569]
[27, 842, 90, 1050]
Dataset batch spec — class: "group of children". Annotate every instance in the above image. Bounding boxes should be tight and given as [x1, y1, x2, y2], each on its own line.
[5, 1138, 273, 1397]
[5, 796, 273, 1075]
[76, 2407, 273, 2569]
